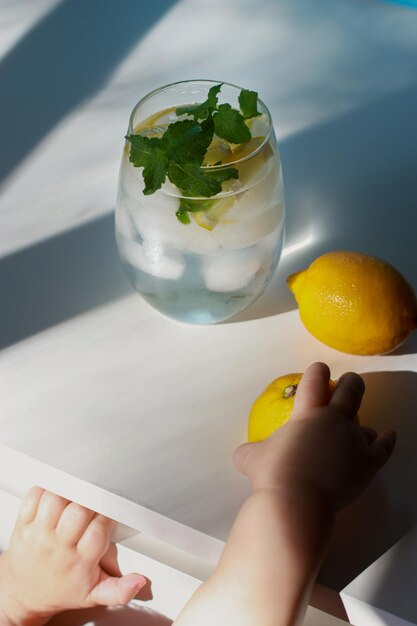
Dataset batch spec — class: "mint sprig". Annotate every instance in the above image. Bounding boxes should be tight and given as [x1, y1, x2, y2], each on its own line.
[125, 118, 216, 195]
[126, 83, 262, 223]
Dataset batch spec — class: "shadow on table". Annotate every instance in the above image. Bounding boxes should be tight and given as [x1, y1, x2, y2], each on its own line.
[318, 370, 417, 591]
[0, 0, 176, 185]
[230, 78, 417, 324]
[390, 331, 417, 357]
[0, 212, 133, 349]
[50, 604, 172, 626]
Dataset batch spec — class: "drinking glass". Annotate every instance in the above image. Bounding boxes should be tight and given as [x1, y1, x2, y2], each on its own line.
[115, 80, 285, 324]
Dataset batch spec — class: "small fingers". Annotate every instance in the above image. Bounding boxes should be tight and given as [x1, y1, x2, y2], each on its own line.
[100, 543, 122, 578]
[330, 372, 365, 419]
[17, 486, 45, 525]
[233, 442, 258, 476]
[35, 491, 70, 530]
[56, 502, 96, 545]
[77, 515, 115, 562]
[292, 362, 331, 419]
[372, 430, 397, 471]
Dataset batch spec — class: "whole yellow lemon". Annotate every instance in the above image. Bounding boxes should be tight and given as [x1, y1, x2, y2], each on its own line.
[287, 251, 417, 355]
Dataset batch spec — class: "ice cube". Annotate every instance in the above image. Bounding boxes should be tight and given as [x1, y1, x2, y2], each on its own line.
[213, 160, 284, 250]
[120, 159, 221, 255]
[127, 196, 220, 255]
[214, 202, 283, 250]
[120, 238, 185, 280]
[185, 224, 221, 255]
[203, 249, 261, 292]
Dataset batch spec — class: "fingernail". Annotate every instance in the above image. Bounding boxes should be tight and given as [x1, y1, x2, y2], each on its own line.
[133, 576, 153, 601]
[133, 575, 147, 591]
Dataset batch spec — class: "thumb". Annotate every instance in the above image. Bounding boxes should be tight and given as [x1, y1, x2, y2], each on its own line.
[100, 542, 122, 577]
[233, 442, 259, 476]
[88, 572, 147, 606]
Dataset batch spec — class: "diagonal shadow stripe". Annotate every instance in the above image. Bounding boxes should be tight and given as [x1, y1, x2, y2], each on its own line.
[0, 0, 176, 185]
[0, 212, 133, 349]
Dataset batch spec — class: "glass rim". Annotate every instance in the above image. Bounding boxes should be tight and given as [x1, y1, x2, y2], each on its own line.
[127, 79, 273, 171]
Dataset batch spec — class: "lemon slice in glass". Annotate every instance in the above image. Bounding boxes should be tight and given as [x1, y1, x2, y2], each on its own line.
[194, 196, 236, 230]
[227, 136, 271, 185]
[203, 137, 234, 166]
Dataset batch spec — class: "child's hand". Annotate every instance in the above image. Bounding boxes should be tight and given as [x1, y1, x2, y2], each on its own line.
[234, 362, 396, 512]
[0, 489, 147, 626]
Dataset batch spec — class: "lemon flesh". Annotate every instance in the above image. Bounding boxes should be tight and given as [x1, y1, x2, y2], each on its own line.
[287, 251, 417, 355]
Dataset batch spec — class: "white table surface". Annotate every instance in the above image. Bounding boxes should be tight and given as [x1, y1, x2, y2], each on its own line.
[1, 0, 417, 619]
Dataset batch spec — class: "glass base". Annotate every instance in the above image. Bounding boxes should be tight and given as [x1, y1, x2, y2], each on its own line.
[140, 289, 265, 324]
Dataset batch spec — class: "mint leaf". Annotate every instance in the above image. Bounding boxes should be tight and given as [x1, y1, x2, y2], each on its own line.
[126, 134, 167, 194]
[168, 162, 238, 197]
[127, 134, 161, 167]
[213, 104, 251, 143]
[239, 89, 261, 119]
[207, 83, 223, 108]
[176, 84, 222, 121]
[164, 118, 214, 165]
[141, 155, 167, 195]
[175, 103, 204, 120]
